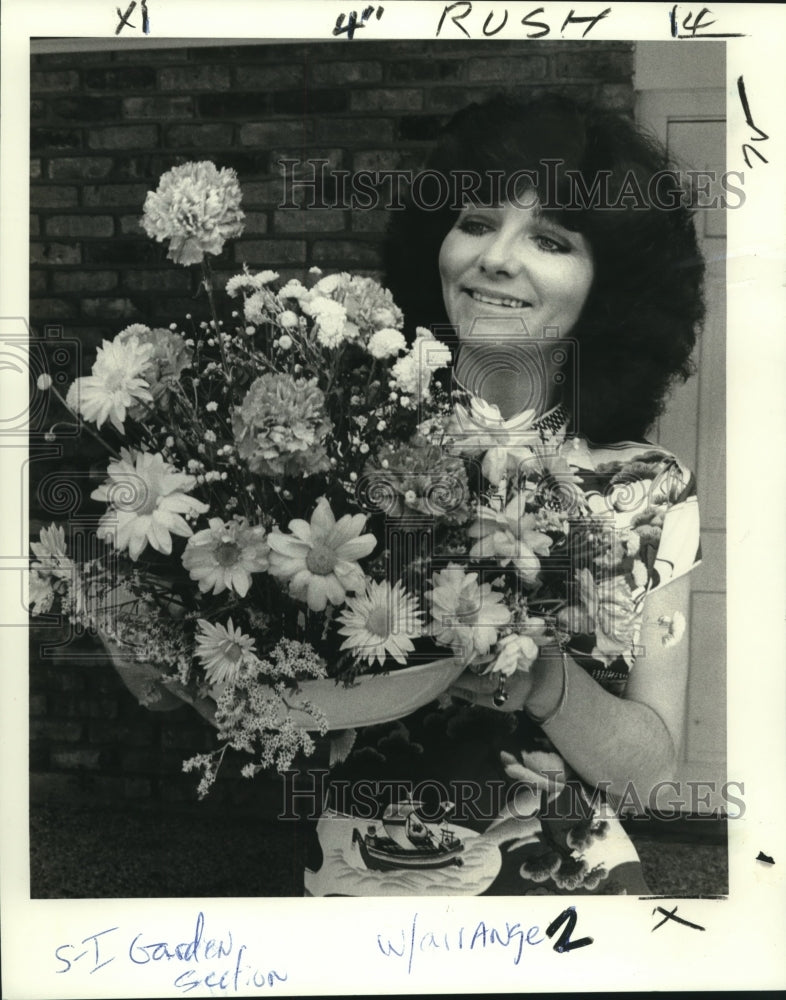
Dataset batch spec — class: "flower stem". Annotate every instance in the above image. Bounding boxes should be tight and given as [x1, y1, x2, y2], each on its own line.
[201, 258, 232, 387]
[49, 386, 121, 459]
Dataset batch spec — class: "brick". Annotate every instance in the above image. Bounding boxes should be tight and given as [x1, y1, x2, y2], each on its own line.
[29, 298, 78, 321]
[52, 271, 119, 294]
[51, 747, 102, 769]
[350, 88, 423, 112]
[235, 239, 307, 266]
[351, 209, 389, 233]
[397, 115, 449, 141]
[386, 60, 463, 83]
[123, 270, 192, 292]
[50, 96, 123, 121]
[315, 117, 395, 144]
[272, 149, 344, 190]
[597, 83, 635, 111]
[31, 70, 79, 93]
[32, 51, 110, 66]
[31, 159, 42, 179]
[312, 240, 382, 267]
[273, 209, 345, 233]
[87, 719, 155, 745]
[121, 748, 159, 771]
[210, 151, 270, 176]
[29, 693, 48, 716]
[311, 61, 382, 86]
[30, 186, 79, 209]
[30, 270, 48, 294]
[166, 123, 233, 147]
[352, 148, 424, 173]
[113, 49, 189, 63]
[87, 126, 158, 150]
[272, 89, 349, 115]
[108, 154, 176, 182]
[242, 212, 269, 235]
[30, 99, 45, 118]
[151, 298, 209, 322]
[46, 216, 114, 238]
[30, 215, 40, 237]
[241, 179, 285, 205]
[30, 719, 83, 741]
[83, 241, 155, 265]
[198, 92, 269, 118]
[48, 157, 113, 181]
[81, 297, 142, 321]
[235, 64, 304, 89]
[467, 56, 548, 82]
[554, 50, 633, 81]
[123, 96, 194, 118]
[84, 67, 157, 91]
[240, 120, 315, 146]
[83, 183, 150, 208]
[119, 215, 145, 236]
[124, 777, 153, 798]
[159, 66, 231, 91]
[426, 87, 486, 111]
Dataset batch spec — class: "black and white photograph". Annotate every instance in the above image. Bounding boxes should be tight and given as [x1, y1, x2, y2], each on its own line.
[2, 1, 785, 996]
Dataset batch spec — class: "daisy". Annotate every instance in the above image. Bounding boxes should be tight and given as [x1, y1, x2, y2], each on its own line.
[30, 523, 73, 581]
[91, 449, 210, 561]
[428, 565, 511, 662]
[70, 337, 153, 434]
[182, 517, 269, 597]
[337, 580, 423, 667]
[195, 618, 256, 685]
[266, 497, 376, 612]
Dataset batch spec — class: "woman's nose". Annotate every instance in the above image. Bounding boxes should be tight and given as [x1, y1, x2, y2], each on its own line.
[477, 229, 523, 276]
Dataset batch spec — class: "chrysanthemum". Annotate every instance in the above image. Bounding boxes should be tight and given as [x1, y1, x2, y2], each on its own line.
[429, 565, 511, 661]
[195, 618, 256, 685]
[69, 337, 153, 433]
[468, 494, 553, 583]
[302, 296, 349, 348]
[337, 580, 423, 666]
[140, 161, 245, 266]
[367, 327, 406, 359]
[27, 571, 54, 616]
[182, 517, 269, 597]
[267, 497, 376, 612]
[116, 325, 193, 414]
[91, 449, 210, 561]
[487, 632, 541, 677]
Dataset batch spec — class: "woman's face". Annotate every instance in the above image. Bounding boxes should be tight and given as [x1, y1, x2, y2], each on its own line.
[438, 200, 595, 342]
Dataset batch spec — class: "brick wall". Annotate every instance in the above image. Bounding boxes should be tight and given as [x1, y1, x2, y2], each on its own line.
[29, 40, 635, 809]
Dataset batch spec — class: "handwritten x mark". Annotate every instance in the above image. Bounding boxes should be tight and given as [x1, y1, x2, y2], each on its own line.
[116, 1, 137, 34]
[651, 905, 705, 932]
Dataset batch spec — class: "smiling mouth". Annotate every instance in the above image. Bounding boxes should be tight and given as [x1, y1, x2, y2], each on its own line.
[467, 289, 532, 308]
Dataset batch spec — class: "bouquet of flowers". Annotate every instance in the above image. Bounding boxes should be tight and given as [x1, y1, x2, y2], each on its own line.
[30, 161, 688, 795]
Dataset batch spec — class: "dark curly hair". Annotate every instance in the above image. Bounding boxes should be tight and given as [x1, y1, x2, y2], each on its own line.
[384, 93, 706, 444]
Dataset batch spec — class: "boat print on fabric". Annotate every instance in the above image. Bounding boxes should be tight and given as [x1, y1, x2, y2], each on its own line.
[352, 799, 464, 871]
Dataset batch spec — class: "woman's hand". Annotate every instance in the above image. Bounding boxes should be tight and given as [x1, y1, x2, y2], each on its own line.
[448, 665, 535, 713]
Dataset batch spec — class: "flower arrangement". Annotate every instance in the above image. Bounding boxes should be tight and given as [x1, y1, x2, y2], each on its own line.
[30, 161, 689, 795]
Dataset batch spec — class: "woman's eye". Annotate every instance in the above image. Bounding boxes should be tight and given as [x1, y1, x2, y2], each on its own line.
[535, 234, 569, 253]
[457, 218, 493, 236]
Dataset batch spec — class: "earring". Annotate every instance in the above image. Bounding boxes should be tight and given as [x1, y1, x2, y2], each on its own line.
[493, 675, 508, 707]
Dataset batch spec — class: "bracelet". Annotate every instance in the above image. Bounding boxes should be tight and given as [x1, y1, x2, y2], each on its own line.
[524, 649, 568, 726]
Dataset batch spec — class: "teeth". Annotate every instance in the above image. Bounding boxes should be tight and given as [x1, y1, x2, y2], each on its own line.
[470, 290, 529, 308]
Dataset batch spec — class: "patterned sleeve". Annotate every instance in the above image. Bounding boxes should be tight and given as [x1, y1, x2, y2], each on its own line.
[638, 452, 701, 594]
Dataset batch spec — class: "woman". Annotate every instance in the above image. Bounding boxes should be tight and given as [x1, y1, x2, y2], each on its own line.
[303, 93, 705, 896]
